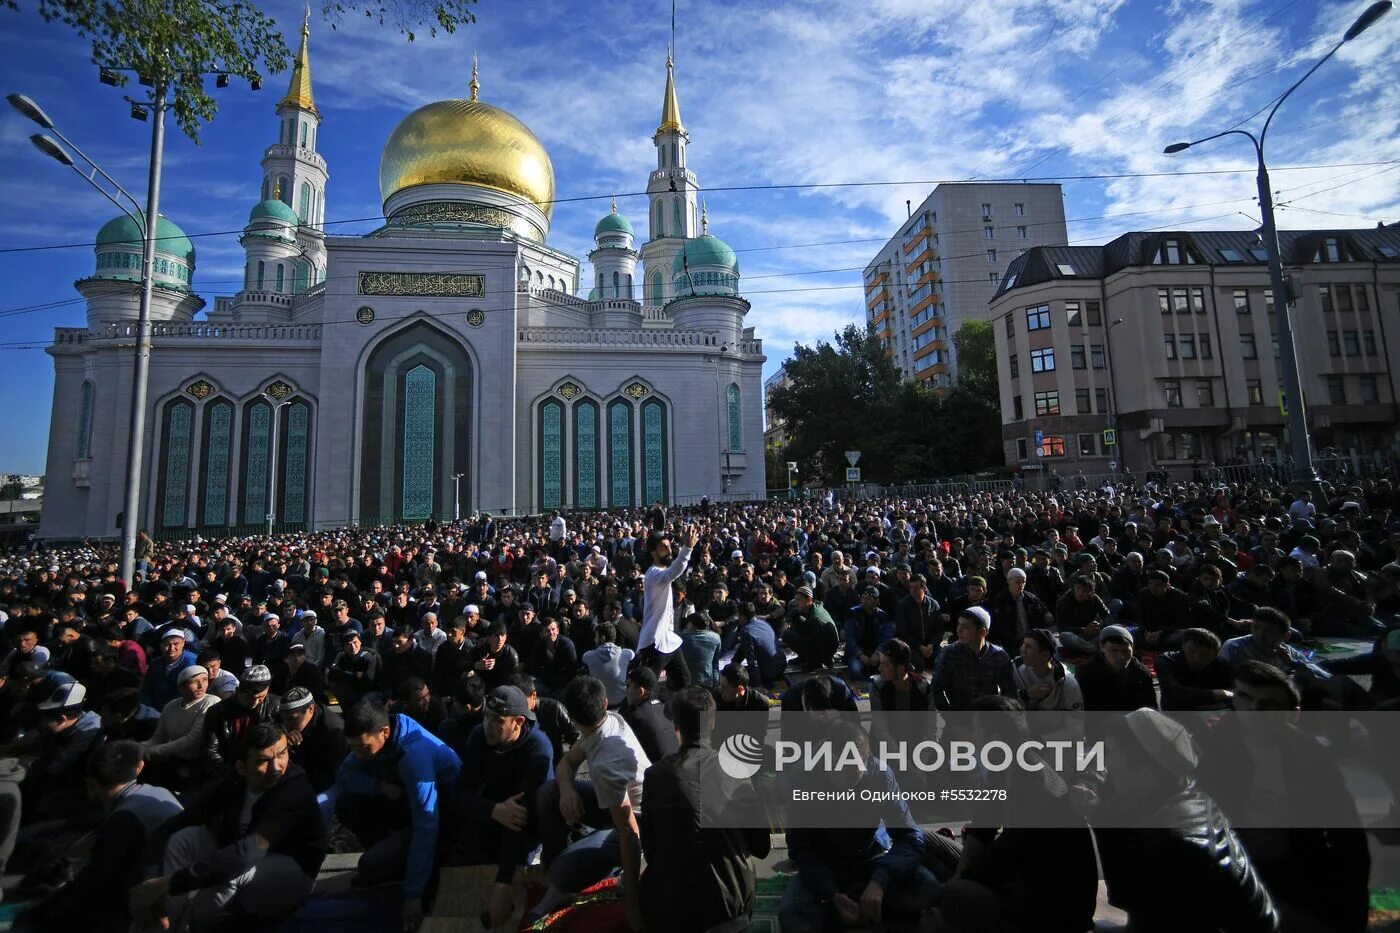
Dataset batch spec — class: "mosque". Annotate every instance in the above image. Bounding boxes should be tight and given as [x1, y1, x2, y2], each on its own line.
[39, 21, 766, 539]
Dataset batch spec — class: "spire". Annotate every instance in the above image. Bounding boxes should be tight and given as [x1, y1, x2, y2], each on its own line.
[657, 46, 684, 135]
[279, 7, 317, 115]
[701, 197, 708, 235]
[611, 196, 618, 213]
[469, 51, 480, 102]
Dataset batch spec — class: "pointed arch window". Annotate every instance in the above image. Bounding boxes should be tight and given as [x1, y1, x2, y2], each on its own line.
[299, 122, 308, 148]
[539, 399, 563, 510]
[673, 199, 683, 237]
[653, 201, 664, 238]
[642, 399, 668, 504]
[293, 260, 310, 294]
[256, 260, 265, 290]
[159, 400, 194, 529]
[242, 400, 271, 525]
[275, 263, 285, 294]
[201, 399, 233, 526]
[650, 271, 664, 305]
[75, 379, 95, 459]
[279, 177, 293, 207]
[298, 183, 311, 223]
[608, 399, 633, 508]
[402, 366, 436, 521]
[282, 401, 310, 524]
[574, 399, 599, 509]
[612, 270, 620, 297]
[727, 383, 742, 450]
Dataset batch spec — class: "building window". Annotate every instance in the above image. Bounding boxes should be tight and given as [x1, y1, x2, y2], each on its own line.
[1320, 288, 1333, 314]
[575, 399, 600, 509]
[1026, 305, 1051, 330]
[1196, 380, 1214, 406]
[1004, 313, 1015, 338]
[1360, 375, 1379, 403]
[1164, 380, 1183, 407]
[1013, 395, 1023, 420]
[1030, 348, 1055, 372]
[984, 226, 995, 240]
[641, 399, 669, 504]
[1016, 438, 1028, 459]
[1076, 388, 1091, 413]
[1095, 387, 1109, 413]
[1155, 238, 1195, 264]
[75, 379, 95, 459]
[1317, 237, 1342, 262]
[1086, 301, 1102, 325]
[1344, 331, 1360, 357]
[1219, 248, 1244, 263]
[401, 365, 437, 521]
[981, 202, 993, 218]
[1079, 434, 1098, 457]
[256, 260, 265, 290]
[1039, 435, 1066, 458]
[1071, 345, 1086, 369]
[275, 263, 285, 294]
[1327, 331, 1341, 357]
[1192, 287, 1205, 313]
[1034, 390, 1060, 416]
[1066, 302, 1082, 327]
[1364, 330, 1377, 356]
[989, 272, 1000, 285]
[1357, 287, 1371, 312]
[1247, 379, 1263, 405]
[281, 402, 310, 524]
[1164, 336, 1176, 360]
[1014, 203, 1025, 216]
[1198, 334, 1211, 359]
[1018, 226, 1028, 239]
[608, 399, 634, 508]
[1158, 288, 1172, 314]
[727, 383, 742, 450]
[1241, 334, 1257, 359]
[1273, 336, 1280, 358]
[160, 400, 194, 529]
[1009, 354, 1019, 378]
[1179, 335, 1196, 359]
[987, 249, 998, 263]
[1336, 286, 1354, 313]
[539, 399, 563, 511]
[1173, 287, 1190, 313]
[1265, 289, 1275, 313]
[1234, 289, 1250, 313]
[1090, 344, 1105, 369]
[201, 399, 233, 526]
[1326, 376, 1346, 404]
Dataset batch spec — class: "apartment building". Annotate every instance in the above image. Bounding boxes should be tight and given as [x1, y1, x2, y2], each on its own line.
[863, 183, 1067, 386]
[763, 365, 791, 453]
[992, 228, 1400, 473]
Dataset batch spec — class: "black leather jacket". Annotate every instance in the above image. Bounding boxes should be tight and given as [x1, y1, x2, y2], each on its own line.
[1097, 786, 1279, 933]
[202, 694, 283, 775]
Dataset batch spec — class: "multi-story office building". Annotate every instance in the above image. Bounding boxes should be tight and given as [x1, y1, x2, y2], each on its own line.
[763, 365, 791, 453]
[992, 228, 1400, 473]
[863, 183, 1067, 386]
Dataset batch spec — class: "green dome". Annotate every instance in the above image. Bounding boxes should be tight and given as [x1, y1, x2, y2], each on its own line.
[249, 198, 300, 226]
[594, 210, 634, 238]
[96, 213, 195, 266]
[672, 234, 738, 274]
[587, 286, 601, 300]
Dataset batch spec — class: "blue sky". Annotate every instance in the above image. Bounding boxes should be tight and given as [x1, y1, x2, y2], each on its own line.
[1, 0, 1397, 473]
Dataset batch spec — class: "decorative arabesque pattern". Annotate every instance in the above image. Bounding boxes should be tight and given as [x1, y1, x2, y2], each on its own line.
[203, 402, 232, 525]
[162, 403, 193, 528]
[243, 403, 271, 525]
[609, 401, 632, 508]
[402, 366, 436, 521]
[357, 270, 486, 298]
[389, 202, 544, 243]
[575, 400, 598, 509]
[283, 402, 310, 524]
[541, 401, 562, 510]
[727, 383, 742, 450]
[75, 380, 94, 459]
[643, 400, 665, 505]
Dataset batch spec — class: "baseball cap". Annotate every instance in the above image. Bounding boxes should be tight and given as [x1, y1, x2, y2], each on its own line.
[282, 686, 314, 712]
[178, 664, 209, 685]
[484, 685, 535, 720]
[1100, 624, 1134, 645]
[37, 681, 86, 713]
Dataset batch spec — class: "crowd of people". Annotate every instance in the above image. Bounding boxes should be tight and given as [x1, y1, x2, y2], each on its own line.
[0, 473, 1396, 932]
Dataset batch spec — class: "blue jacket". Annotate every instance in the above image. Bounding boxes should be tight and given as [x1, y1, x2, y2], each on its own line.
[737, 618, 784, 686]
[139, 649, 197, 709]
[458, 720, 554, 824]
[335, 714, 461, 898]
[844, 607, 894, 659]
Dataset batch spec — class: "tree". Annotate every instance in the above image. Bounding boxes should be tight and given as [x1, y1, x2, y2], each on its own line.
[953, 319, 997, 400]
[14, 0, 477, 141]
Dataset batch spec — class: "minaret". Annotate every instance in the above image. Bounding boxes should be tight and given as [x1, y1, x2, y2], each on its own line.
[258, 8, 327, 287]
[639, 48, 700, 309]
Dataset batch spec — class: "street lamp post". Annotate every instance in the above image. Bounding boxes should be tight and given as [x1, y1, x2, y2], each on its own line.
[1105, 318, 1124, 475]
[1165, 0, 1392, 493]
[452, 472, 465, 522]
[263, 395, 290, 538]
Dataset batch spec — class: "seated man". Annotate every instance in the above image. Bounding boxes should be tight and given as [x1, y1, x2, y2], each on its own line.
[581, 620, 633, 707]
[278, 686, 345, 794]
[333, 700, 462, 931]
[782, 587, 840, 672]
[195, 649, 239, 700]
[456, 685, 555, 928]
[15, 741, 182, 933]
[143, 665, 220, 791]
[1075, 624, 1157, 712]
[1012, 628, 1084, 713]
[513, 674, 579, 766]
[1135, 570, 1191, 650]
[779, 673, 860, 712]
[678, 613, 722, 690]
[393, 676, 450, 737]
[1157, 628, 1233, 711]
[201, 664, 280, 778]
[715, 662, 773, 713]
[1053, 575, 1110, 655]
[620, 666, 679, 764]
[140, 629, 197, 711]
[466, 622, 520, 691]
[843, 588, 894, 681]
[13, 681, 103, 836]
[870, 638, 934, 712]
[328, 629, 380, 708]
[930, 607, 1016, 711]
[736, 602, 786, 687]
[130, 723, 326, 931]
[781, 720, 941, 933]
[533, 676, 650, 920]
[639, 687, 772, 933]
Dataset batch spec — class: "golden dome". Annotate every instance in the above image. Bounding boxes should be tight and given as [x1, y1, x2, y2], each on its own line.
[378, 98, 556, 218]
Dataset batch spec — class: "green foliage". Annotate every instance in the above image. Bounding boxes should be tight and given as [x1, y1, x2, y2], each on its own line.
[14, 0, 476, 141]
[768, 324, 1004, 485]
[953, 319, 997, 399]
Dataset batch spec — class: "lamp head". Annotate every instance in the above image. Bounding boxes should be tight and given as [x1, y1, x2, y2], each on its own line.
[7, 93, 53, 129]
[30, 134, 75, 167]
[1163, 142, 1191, 154]
[1344, 0, 1392, 41]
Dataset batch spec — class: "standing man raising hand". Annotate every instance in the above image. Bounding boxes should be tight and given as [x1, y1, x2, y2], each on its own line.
[637, 525, 700, 691]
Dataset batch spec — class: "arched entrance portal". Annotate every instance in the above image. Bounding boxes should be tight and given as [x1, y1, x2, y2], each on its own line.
[359, 321, 472, 523]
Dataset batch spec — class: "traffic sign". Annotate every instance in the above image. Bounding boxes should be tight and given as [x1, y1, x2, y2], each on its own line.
[845, 450, 862, 467]
[1109, 460, 1118, 471]
[845, 467, 861, 482]
[1278, 391, 1288, 417]
[1034, 430, 1044, 446]
[1103, 428, 1117, 447]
